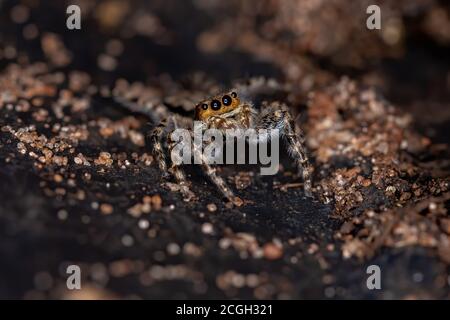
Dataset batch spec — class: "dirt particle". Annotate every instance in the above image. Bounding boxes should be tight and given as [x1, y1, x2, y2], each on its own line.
[167, 243, 180, 255]
[151, 195, 162, 210]
[138, 219, 149, 229]
[340, 222, 354, 235]
[207, 203, 217, 212]
[440, 219, 450, 235]
[100, 203, 113, 215]
[263, 243, 283, 260]
[121, 234, 134, 247]
[307, 243, 319, 255]
[53, 174, 63, 183]
[233, 197, 244, 207]
[201, 223, 214, 235]
[94, 152, 113, 166]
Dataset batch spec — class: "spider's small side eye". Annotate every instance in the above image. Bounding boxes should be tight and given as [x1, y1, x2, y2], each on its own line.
[211, 100, 221, 110]
[222, 95, 232, 106]
[231, 91, 237, 98]
[202, 103, 208, 110]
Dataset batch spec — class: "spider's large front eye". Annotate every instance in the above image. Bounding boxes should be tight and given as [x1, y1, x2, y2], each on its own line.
[201, 103, 208, 110]
[222, 95, 232, 106]
[211, 99, 221, 110]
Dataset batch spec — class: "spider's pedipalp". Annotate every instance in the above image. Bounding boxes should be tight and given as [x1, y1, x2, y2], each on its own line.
[236, 104, 256, 128]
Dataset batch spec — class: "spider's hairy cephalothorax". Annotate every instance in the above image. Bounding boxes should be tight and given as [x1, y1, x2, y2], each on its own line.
[151, 89, 313, 206]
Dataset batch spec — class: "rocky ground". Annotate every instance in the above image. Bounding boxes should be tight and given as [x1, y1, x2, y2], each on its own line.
[0, 0, 449, 299]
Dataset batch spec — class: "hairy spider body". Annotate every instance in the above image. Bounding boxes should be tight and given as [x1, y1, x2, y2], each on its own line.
[151, 90, 313, 205]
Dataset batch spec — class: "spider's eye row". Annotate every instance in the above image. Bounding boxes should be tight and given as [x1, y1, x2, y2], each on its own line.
[222, 95, 232, 106]
[201, 103, 208, 110]
[211, 99, 221, 110]
[231, 91, 237, 98]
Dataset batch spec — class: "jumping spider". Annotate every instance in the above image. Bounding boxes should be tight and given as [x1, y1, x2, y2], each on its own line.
[151, 90, 313, 206]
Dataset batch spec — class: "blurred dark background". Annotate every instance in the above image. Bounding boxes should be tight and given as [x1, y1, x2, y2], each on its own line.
[1, 0, 449, 141]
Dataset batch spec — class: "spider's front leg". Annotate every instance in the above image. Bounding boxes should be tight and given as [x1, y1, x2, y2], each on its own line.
[192, 142, 243, 206]
[151, 117, 196, 201]
[167, 134, 197, 202]
[256, 107, 314, 197]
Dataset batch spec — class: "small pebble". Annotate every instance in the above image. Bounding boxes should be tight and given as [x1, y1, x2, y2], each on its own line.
[121, 234, 134, 247]
[100, 203, 113, 215]
[201, 223, 214, 235]
[167, 243, 180, 255]
[307, 243, 319, 254]
[207, 203, 217, 212]
[263, 243, 283, 260]
[138, 219, 149, 229]
[57, 209, 68, 220]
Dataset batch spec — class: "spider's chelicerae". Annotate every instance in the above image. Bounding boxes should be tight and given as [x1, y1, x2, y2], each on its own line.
[151, 89, 313, 206]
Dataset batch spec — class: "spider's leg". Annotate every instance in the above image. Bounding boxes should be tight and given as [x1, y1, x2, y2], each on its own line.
[256, 108, 313, 197]
[236, 104, 256, 129]
[281, 111, 313, 197]
[150, 118, 170, 179]
[192, 143, 242, 206]
[167, 137, 197, 202]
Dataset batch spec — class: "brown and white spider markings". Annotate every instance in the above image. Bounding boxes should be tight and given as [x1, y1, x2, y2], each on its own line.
[151, 89, 313, 206]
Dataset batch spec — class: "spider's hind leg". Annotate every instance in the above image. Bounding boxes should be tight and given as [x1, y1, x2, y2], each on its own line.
[256, 106, 314, 197]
